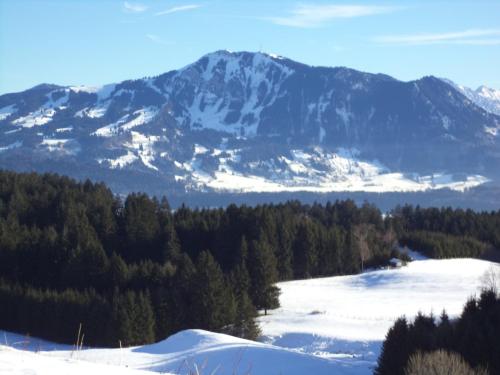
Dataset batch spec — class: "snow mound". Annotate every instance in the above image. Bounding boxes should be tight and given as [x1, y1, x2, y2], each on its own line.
[0, 329, 356, 374]
[133, 329, 255, 354]
[59, 329, 348, 375]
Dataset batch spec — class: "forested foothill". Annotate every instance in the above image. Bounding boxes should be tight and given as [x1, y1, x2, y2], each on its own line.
[0, 170, 499, 347]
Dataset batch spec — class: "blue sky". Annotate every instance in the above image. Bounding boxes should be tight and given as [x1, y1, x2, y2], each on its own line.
[1, 0, 499, 94]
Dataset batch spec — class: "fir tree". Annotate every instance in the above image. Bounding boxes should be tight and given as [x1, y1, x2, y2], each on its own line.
[248, 236, 280, 314]
[193, 251, 234, 331]
[375, 317, 411, 375]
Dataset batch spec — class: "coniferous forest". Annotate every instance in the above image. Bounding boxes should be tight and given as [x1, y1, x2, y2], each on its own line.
[1, 170, 500, 347]
[375, 290, 500, 375]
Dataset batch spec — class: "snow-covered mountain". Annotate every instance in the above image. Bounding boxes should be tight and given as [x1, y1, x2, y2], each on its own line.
[442, 79, 500, 116]
[1, 50, 499, 197]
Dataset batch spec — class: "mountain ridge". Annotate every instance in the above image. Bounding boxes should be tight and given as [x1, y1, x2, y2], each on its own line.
[1, 50, 499, 199]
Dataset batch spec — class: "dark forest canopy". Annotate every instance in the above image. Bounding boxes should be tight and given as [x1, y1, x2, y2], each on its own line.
[375, 290, 500, 375]
[0, 170, 499, 347]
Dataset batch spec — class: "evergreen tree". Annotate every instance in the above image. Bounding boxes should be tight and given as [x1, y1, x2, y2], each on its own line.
[375, 317, 411, 375]
[170, 253, 196, 331]
[292, 221, 318, 278]
[276, 221, 294, 280]
[232, 290, 261, 340]
[162, 224, 181, 264]
[123, 193, 161, 261]
[108, 253, 129, 287]
[192, 251, 234, 331]
[248, 236, 280, 314]
[135, 291, 156, 344]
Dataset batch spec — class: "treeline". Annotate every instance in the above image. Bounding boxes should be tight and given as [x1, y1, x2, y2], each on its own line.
[399, 231, 487, 259]
[390, 205, 500, 248]
[375, 290, 500, 375]
[0, 171, 396, 346]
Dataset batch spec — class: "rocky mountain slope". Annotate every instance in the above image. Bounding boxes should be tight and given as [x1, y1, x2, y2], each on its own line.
[1, 50, 499, 196]
[442, 79, 500, 117]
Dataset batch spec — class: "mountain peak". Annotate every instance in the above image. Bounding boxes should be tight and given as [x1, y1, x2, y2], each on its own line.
[1, 51, 499, 199]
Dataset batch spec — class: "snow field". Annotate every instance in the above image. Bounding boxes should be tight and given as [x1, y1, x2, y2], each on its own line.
[1, 256, 498, 375]
[258, 257, 499, 373]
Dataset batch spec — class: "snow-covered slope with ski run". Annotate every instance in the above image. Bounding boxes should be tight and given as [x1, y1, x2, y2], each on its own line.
[1, 256, 498, 375]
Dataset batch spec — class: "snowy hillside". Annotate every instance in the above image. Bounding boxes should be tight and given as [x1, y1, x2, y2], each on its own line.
[1, 51, 499, 198]
[259, 257, 499, 373]
[1, 256, 498, 375]
[0, 345, 154, 375]
[1, 329, 354, 375]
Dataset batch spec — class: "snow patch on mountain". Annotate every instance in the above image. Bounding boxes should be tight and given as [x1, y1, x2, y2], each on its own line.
[484, 126, 498, 137]
[0, 104, 17, 121]
[75, 105, 109, 119]
[0, 141, 22, 153]
[56, 126, 73, 133]
[40, 138, 80, 155]
[12, 91, 70, 128]
[69, 85, 100, 94]
[12, 108, 56, 127]
[74, 84, 118, 119]
[93, 107, 159, 137]
[443, 79, 500, 116]
[104, 151, 140, 169]
[124, 132, 161, 171]
[173, 51, 294, 137]
[178, 146, 488, 193]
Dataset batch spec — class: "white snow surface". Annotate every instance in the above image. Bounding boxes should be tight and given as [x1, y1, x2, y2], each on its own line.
[0, 345, 154, 375]
[181, 146, 488, 193]
[0, 141, 22, 153]
[93, 107, 159, 137]
[11, 91, 70, 128]
[174, 51, 293, 137]
[443, 79, 500, 116]
[258, 257, 499, 373]
[0, 329, 352, 375]
[1, 257, 498, 375]
[39, 138, 80, 155]
[0, 105, 17, 121]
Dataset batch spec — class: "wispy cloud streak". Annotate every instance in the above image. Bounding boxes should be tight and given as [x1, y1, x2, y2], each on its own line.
[146, 34, 174, 46]
[155, 4, 201, 16]
[123, 1, 148, 13]
[374, 29, 500, 45]
[265, 4, 396, 28]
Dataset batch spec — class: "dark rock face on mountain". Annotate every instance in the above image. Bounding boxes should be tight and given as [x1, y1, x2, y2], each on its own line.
[1, 50, 499, 198]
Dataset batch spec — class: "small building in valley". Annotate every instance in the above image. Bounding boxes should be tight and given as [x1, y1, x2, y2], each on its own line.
[389, 258, 403, 268]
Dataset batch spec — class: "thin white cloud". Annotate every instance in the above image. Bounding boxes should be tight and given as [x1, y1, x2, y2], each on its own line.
[265, 4, 396, 28]
[123, 1, 148, 13]
[374, 28, 500, 45]
[146, 34, 174, 46]
[155, 4, 201, 16]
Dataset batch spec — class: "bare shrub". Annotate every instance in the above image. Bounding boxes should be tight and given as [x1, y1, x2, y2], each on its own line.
[480, 265, 500, 295]
[405, 350, 488, 375]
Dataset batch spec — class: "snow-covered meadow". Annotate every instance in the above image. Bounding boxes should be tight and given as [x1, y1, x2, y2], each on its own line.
[1, 256, 498, 375]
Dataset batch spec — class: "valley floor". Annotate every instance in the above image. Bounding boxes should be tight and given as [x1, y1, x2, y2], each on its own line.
[1, 256, 498, 375]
